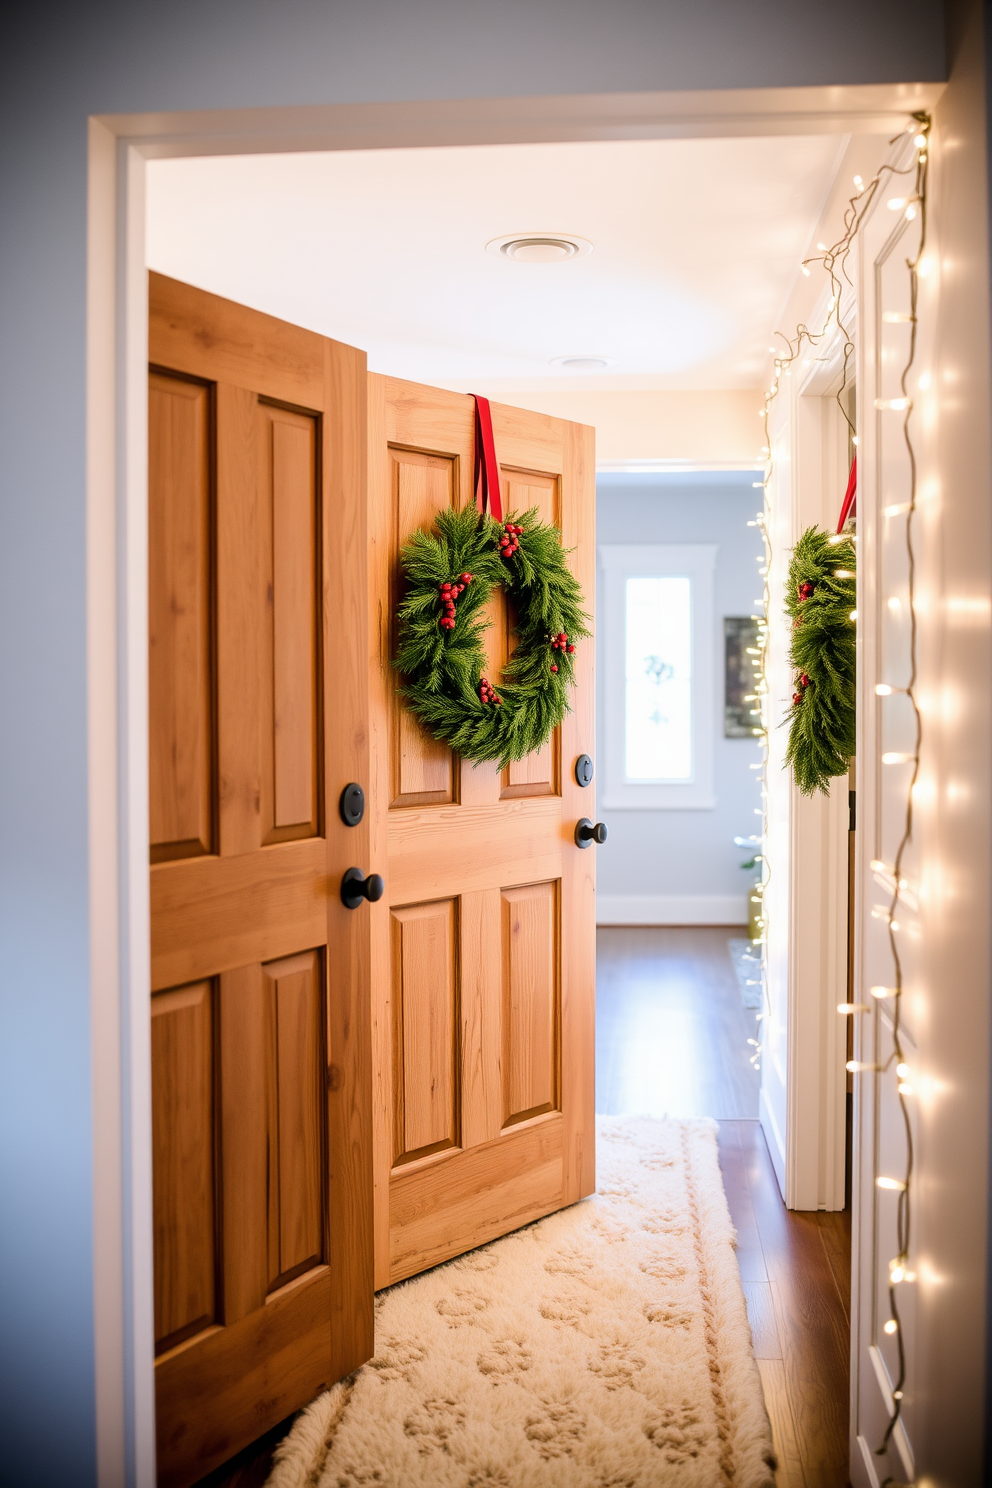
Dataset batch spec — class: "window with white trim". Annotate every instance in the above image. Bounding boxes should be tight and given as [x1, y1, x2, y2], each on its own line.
[599, 544, 717, 809]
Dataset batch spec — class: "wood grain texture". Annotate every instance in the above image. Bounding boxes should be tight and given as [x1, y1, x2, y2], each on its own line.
[390, 899, 458, 1164]
[150, 840, 327, 992]
[556, 417, 596, 1205]
[388, 1115, 564, 1282]
[216, 381, 263, 859]
[267, 951, 324, 1285]
[261, 403, 319, 840]
[387, 798, 562, 904]
[459, 888, 504, 1149]
[148, 373, 214, 862]
[150, 271, 325, 408]
[320, 333, 375, 1385]
[155, 1268, 335, 1488]
[501, 881, 557, 1125]
[218, 964, 269, 1325]
[389, 448, 455, 806]
[151, 983, 217, 1354]
[149, 277, 373, 1488]
[499, 468, 558, 798]
[369, 376, 596, 1286]
[367, 372, 395, 1288]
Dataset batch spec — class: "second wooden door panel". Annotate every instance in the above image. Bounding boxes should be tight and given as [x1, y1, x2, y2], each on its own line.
[389, 881, 560, 1171]
[151, 946, 327, 1362]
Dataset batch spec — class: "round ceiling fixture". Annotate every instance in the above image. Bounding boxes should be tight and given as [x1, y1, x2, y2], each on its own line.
[550, 355, 616, 372]
[486, 232, 593, 264]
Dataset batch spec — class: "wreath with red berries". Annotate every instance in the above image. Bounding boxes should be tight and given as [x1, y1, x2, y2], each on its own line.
[393, 504, 590, 768]
[784, 525, 857, 796]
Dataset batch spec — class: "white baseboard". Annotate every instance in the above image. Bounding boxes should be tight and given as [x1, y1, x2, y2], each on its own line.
[596, 893, 748, 926]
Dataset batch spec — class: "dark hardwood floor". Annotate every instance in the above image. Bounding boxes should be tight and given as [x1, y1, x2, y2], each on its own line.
[197, 924, 850, 1488]
[720, 1120, 851, 1488]
[596, 924, 762, 1118]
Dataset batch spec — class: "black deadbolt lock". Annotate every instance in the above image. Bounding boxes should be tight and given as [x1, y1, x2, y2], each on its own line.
[341, 867, 384, 910]
[574, 754, 594, 788]
[575, 818, 608, 849]
[339, 782, 365, 827]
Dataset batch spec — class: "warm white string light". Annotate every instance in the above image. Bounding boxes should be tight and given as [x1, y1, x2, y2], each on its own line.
[749, 122, 923, 1074]
[829, 114, 930, 1481]
[752, 116, 930, 1478]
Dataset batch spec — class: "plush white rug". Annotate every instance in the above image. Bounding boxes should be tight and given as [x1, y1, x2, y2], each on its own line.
[266, 1117, 775, 1487]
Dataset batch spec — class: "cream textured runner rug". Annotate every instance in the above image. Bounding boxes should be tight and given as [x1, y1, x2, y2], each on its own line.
[267, 1117, 775, 1487]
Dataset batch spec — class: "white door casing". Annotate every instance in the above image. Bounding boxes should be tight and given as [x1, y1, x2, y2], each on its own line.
[761, 312, 851, 1213]
[849, 137, 923, 1488]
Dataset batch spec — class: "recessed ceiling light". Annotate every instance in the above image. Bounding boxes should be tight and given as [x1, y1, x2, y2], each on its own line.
[550, 354, 615, 372]
[486, 232, 593, 263]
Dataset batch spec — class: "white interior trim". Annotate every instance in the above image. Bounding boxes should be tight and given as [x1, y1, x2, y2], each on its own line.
[88, 83, 940, 1484]
[597, 458, 764, 474]
[596, 894, 748, 925]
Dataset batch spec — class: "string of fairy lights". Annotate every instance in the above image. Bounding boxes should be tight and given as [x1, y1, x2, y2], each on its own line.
[747, 114, 930, 1477]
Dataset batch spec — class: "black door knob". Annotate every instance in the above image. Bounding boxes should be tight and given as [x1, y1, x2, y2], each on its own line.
[341, 867, 385, 910]
[339, 782, 365, 827]
[574, 753, 594, 788]
[575, 818, 608, 849]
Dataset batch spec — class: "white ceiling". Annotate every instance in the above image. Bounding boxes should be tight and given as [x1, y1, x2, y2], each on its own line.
[146, 135, 846, 393]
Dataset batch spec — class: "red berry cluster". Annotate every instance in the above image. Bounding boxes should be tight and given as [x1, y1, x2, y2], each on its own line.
[798, 580, 815, 602]
[548, 631, 575, 672]
[792, 671, 810, 706]
[438, 572, 473, 631]
[479, 676, 503, 706]
[499, 522, 523, 557]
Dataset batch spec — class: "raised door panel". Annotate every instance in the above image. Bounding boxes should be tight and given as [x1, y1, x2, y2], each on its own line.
[214, 951, 327, 1326]
[501, 468, 562, 798]
[151, 983, 217, 1354]
[391, 899, 458, 1165]
[389, 449, 456, 807]
[216, 382, 264, 857]
[218, 964, 269, 1323]
[149, 373, 214, 862]
[259, 404, 320, 842]
[501, 881, 559, 1125]
[266, 950, 325, 1286]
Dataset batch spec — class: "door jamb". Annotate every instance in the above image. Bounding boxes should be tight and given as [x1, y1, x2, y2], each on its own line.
[87, 83, 942, 1484]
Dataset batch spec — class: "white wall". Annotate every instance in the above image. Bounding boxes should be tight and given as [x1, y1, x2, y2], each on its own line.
[0, 2, 949, 1482]
[477, 388, 765, 468]
[595, 473, 763, 924]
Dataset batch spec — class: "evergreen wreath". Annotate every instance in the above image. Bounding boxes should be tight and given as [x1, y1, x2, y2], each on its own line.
[393, 504, 591, 768]
[784, 525, 857, 796]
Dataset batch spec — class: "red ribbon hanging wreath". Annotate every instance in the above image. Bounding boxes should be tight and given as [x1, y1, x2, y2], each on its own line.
[473, 395, 503, 521]
[836, 455, 857, 533]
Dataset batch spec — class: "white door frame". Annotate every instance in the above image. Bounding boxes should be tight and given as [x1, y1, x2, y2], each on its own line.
[760, 313, 855, 1210]
[87, 83, 941, 1484]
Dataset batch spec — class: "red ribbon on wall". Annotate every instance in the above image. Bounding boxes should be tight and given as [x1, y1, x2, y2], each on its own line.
[473, 396, 503, 522]
[836, 455, 857, 533]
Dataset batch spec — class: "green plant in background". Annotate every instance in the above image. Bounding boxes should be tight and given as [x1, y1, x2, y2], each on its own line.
[393, 504, 591, 769]
[784, 525, 857, 796]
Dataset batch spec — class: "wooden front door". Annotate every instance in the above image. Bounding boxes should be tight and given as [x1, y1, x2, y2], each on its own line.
[148, 273, 373, 1487]
[367, 376, 597, 1287]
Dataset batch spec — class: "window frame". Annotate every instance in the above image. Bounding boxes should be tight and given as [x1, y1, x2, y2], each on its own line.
[599, 542, 718, 810]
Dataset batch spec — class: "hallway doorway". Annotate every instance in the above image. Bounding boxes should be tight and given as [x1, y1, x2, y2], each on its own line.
[596, 927, 760, 1118]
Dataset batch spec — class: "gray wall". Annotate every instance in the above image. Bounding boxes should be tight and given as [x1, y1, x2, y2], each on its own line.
[596, 474, 763, 912]
[0, 2, 947, 1481]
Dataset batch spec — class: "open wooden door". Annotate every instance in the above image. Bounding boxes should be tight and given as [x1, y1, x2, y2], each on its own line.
[367, 376, 597, 1287]
[148, 274, 373, 1487]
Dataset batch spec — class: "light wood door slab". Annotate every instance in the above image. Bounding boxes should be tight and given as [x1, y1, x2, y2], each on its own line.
[148, 274, 372, 1488]
[368, 373, 596, 1288]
